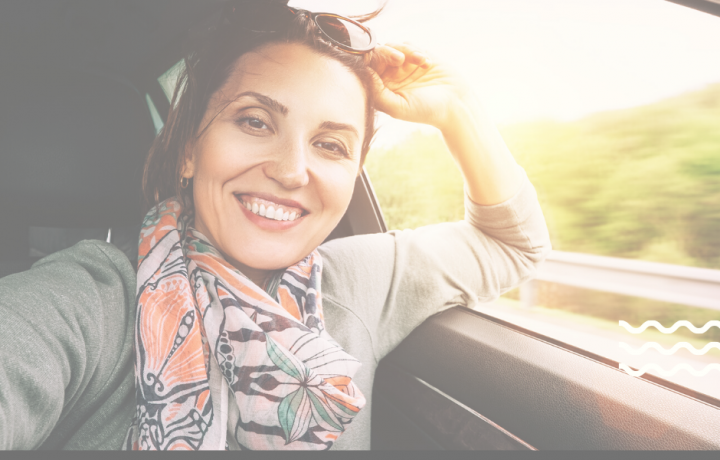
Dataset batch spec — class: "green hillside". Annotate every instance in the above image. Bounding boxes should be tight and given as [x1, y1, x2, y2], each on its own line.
[366, 82, 720, 269]
[364, 83, 720, 338]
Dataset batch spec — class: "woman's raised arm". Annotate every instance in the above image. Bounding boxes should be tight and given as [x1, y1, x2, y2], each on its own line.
[367, 42, 525, 205]
[320, 168, 551, 362]
[315, 44, 551, 362]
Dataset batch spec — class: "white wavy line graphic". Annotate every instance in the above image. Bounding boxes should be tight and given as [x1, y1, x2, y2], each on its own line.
[619, 320, 720, 334]
[619, 362, 720, 377]
[619, 342, 720, 356]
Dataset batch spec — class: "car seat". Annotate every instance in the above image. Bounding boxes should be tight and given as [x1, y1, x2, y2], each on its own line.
[0, 68, 155, 278]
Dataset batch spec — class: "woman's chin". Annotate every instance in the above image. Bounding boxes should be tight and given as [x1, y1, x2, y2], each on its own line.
[225, 243, 313, 273]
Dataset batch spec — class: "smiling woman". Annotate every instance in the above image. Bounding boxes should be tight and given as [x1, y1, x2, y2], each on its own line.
[0, 0, 550, 452]
[184, 44, 367, 285]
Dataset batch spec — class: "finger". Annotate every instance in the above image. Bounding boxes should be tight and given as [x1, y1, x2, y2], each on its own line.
[378, 44, 405, 64]
[384, 42, 429, 66]
[376, 46, 434, 87]
[367, 67, 408, 119]
[382, 62, 431, 92]
[368, 45, 405, 75]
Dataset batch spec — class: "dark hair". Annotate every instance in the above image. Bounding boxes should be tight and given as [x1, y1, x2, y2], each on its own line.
[142, 5, 382, 214]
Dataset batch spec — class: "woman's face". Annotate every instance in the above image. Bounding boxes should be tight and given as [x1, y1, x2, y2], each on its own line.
[184, 42, 367, 282]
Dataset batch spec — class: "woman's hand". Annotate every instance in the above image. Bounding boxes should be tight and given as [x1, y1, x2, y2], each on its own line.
[367, 42, 525, 206]
[367, 42, 470, 131]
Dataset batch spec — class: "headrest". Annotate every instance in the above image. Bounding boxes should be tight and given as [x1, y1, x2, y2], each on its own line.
[0, 69, 155, 228]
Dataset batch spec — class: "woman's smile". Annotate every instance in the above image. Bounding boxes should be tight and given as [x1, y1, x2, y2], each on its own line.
[235, 192, 307, 220]
[235, 193, 307, 231]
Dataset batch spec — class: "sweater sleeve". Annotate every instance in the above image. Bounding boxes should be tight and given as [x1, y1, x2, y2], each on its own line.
[318, 169, 552, 362]
[0, 241, 136, 450]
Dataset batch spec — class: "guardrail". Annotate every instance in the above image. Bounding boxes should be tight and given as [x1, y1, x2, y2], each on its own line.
[520, 250, 720, 312]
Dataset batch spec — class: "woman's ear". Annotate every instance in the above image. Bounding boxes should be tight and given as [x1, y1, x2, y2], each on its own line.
[181, 143, 196, 179]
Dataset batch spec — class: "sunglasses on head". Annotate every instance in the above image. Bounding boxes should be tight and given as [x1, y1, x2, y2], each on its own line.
[225, 0, 376, 55]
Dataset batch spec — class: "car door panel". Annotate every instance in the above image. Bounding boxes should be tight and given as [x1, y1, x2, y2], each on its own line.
[372, 307, 720, 450]
[373, 362, 534, 450]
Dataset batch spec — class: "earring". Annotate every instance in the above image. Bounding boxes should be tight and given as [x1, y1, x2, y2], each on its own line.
[180, 176, 190, 189]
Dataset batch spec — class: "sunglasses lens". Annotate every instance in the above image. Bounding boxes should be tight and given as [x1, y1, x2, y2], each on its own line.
[315, 15, 372, 49]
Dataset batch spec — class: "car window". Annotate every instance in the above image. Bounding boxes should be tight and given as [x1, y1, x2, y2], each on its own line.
[158, 59, 185, 102]
[145, 94, 164, 134]
[359, 0, 720, 400]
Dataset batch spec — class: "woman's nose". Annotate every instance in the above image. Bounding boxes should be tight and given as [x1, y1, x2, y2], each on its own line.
[263, 139, 310, 189]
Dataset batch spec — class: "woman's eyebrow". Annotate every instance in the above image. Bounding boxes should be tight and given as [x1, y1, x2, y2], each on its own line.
[235, 91, 288, 115]
[319, 121, 359, 138]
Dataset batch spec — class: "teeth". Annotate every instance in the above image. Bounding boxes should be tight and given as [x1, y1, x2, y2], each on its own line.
[242, 198, 303, 221]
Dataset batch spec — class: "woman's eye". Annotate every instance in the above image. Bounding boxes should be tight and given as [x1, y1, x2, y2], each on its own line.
[238, 116, 270, 131]
[315, 141, 348, 157]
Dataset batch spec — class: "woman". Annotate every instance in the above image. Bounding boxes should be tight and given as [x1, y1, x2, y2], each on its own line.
[0, 1, 550, 451]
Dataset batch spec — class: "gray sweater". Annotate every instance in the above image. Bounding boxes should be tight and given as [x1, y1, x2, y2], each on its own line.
[0, 172, 551, 450]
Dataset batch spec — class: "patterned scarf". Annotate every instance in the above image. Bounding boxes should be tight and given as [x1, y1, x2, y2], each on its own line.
[124, 198, 365, 450]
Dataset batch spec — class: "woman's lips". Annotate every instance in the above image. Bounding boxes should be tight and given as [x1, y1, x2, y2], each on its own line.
[235, 195, 306, 230]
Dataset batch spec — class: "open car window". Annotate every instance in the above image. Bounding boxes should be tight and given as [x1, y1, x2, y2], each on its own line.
[361, 0, 720, 402]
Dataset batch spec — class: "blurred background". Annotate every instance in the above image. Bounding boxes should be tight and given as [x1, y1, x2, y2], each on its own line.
[294, 0, 720, 397]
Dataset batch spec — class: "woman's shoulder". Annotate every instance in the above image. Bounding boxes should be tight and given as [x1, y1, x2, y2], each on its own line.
[32, 239, 136, 276]
[0, 239, 136, 320]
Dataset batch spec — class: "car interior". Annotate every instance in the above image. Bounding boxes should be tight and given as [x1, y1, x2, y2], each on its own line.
[0, 0, 718, 450]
